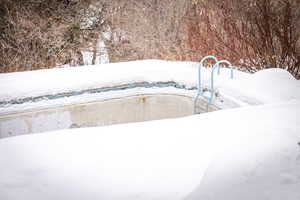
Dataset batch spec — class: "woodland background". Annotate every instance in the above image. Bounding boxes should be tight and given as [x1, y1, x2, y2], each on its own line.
[0, 0, 299, 78]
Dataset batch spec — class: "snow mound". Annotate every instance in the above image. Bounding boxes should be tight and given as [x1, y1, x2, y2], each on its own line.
[220, 68, 300, 104]
[0, 100, 299, 200]
[0, 60, 198, 102]
[0, 60, 299, 113]
[254, 68, 296, 81]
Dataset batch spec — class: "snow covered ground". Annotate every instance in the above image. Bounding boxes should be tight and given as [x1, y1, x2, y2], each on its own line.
[0, 59, 300, 200]
[1, 59, 299, 115]
[0, 60, 200, 103]
[0, 100, 299, 200]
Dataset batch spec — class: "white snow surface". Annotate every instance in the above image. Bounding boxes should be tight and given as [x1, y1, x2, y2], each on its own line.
[1, 60, 300, 115]
[220, 68, 300, 104]
[0, 100, 299, 200]
[0, 60, 199, 102]
[0, 60, 300, 199]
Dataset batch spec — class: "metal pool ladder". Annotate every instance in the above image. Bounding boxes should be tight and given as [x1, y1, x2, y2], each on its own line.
[194, 56, 234, 114]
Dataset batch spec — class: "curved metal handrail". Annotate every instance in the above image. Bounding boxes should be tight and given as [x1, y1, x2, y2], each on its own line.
[194, 56, 218, 114]
[208, 60, 234, 104]
[198, 56, 218, 96]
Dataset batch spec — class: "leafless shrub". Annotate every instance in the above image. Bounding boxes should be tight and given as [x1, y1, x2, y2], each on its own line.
[103, 0, 190, 62]
[187, 0, 300, 77]
[1, 0, 299, 79]
[0, 0, 106, 72]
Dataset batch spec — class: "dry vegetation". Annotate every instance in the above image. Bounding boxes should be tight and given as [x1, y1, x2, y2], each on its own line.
[0, 0, 299, 78]
[0, 0, 107, 72]
[189, 0, 300, 77]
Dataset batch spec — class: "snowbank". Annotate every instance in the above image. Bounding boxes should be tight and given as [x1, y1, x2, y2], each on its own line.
[220, 68, 300, 104]
[1, 60, 299, 117]
[0, 100, 299, 200]
[0, 60, 299, 107]
[0, 60, 199, 102]
[0, 60, 300, 199]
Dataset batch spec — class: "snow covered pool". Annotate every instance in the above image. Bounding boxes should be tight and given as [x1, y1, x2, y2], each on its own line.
[0, 60, 300, 200]
[0, 93, 218, 138]
[1, 60, 300, 138]
[0, 100, 299, 200]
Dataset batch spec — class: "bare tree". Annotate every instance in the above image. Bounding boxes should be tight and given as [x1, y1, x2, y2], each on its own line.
[1, 0, 299, 79]
[187, 0, 300, 77]
[0, 0, 106, 72]
[103, 0, 190, 62]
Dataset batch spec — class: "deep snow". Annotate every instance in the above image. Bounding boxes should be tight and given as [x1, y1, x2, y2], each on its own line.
[1, 60, 300, 115]
[0, 100, 299, 200]
[0, 60, 300, 200]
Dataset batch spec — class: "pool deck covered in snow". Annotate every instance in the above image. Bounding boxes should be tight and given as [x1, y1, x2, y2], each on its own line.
[0, 60, 300, 200]
[0, 60, 300, 138]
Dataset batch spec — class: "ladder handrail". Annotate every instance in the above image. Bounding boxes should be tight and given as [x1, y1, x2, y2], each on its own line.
[198, 56, 218, 96]
[209, 60, 234, 104]
[194, 56, 218, 114]
[194, 57, 235, 114]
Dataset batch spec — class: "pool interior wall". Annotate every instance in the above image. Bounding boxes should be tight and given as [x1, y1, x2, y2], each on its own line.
[0, 94, 218, 138]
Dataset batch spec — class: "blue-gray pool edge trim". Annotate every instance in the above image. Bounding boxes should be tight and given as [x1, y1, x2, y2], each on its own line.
[0, 81, 198, 106]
